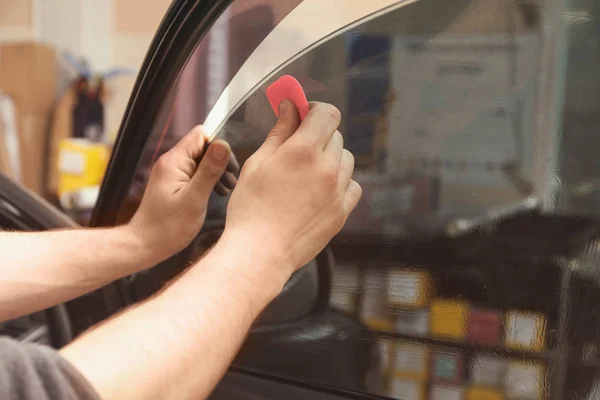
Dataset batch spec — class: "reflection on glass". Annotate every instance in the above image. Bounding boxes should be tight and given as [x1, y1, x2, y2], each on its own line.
[119, 0, 600, 399]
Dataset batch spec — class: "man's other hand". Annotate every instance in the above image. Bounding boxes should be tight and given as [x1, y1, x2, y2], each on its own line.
[128, 127, 232, 263]
[223, 101, 362, 287]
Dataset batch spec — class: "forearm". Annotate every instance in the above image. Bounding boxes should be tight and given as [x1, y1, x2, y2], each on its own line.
[60, 231, 285, 400]
[0, 226, 156, 322]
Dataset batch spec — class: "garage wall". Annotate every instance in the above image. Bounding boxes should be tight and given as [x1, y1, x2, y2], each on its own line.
[0, 0, 34, 42]
[113, 0, 172, 69]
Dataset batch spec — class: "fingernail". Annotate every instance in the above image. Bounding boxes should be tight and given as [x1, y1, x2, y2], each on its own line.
[279, 100, 290, 116]
[211, 143, 229, 162]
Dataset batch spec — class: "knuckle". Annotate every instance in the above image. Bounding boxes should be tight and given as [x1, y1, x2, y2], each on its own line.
[322, 166, 339, 190]
[242, 156, 259, 173]
[295, 139, 317, 161]
[321, 104, 341, 123]
[155, 153, 171, 171]
[335, 131, 344, 146]
[333, 200, 347, 227]
[342, 149, 355, 168]
[198, 163, 222, 181]
[189, 125, 206, 138]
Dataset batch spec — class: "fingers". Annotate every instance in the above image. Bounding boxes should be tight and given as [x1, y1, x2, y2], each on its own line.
[294, 102, 341, 149]
[344, 180, 362, 214]
[188, 139, 231, 199]
[172, 125, 208, 161]
[255, 100, 301, 159]
[324, 131, 343, 167]
[338, 149, 360, 214]
[338, 149, 354, 191]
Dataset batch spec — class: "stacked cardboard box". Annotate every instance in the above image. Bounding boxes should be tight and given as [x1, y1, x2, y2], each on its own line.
[0, 42, 58, 194]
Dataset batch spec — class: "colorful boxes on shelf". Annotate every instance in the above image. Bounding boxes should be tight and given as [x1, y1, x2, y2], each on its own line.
[394, 309, 430, 337]
[430, 384, 465, 400]
[330, 263, 360, 314]
[505, 311, 546, 352]
[361, 293, 392, 330]
[378, 338, 394, 376]
[465, 386, 504, 400]
[468, 308, 501, 344]
[394, 342, 430, 380]
[389, 376, 426, 400]
[361, 269, 392, 330]
[505, 361, 545, 399]
[470, 355, 506, 388]
[431, 350, 464, 384]
[387, 268, 431, 308]
[430, 299, 470, 340]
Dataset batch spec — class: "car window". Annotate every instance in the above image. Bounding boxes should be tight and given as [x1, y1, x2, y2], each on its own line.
[118, 0, 600, 399]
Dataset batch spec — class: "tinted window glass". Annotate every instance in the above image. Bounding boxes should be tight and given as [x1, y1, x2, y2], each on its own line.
[119, 0, 600, 399]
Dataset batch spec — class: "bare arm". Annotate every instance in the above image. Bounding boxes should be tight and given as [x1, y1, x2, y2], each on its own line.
[61, 231, 284, 400]
[60, 101, 362, 400]
[0, 128, 232, 323]
[0, 226, 155, 322]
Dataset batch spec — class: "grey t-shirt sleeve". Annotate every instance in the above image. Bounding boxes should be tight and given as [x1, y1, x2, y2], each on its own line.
[0, 338, 101, 400]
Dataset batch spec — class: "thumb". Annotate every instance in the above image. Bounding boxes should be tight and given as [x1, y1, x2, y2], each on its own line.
[255, 100, 300, 159]
[188, 139, 231, 199]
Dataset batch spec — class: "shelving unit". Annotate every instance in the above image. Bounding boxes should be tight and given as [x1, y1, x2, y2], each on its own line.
[329, 216, 594, 400]
[373, 330, 553, 362]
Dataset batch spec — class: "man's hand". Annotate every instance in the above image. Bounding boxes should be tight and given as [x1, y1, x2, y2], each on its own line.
[224, 100, 362, 286]
[128, 127, 232, 263]
[61, 101, 361, 400]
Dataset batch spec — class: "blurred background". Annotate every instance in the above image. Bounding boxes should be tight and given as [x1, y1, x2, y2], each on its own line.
[0, 0, 172, 222]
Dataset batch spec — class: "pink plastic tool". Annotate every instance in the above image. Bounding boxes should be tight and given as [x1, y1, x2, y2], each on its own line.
[266, 75, 310, 120]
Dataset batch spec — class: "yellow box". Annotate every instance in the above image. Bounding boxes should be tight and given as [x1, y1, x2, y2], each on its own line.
[387, 268, 431, 307]
[58, 138, 109, 197]
[430, 299, 470, 340]
[466, 386, 504, 400]
[504, 311, 546, 352]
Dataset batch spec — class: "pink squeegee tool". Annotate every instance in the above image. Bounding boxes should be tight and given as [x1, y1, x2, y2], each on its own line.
[266, 75, 310, 120]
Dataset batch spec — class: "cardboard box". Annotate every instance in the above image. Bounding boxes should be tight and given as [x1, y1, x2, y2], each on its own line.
[505, 311, 546, 352]
[361, 292, 392, 331]
[330, 291, 356, 314]
[387, 268, 431, 307]
[331, 263, 360, 314]
[470, 355, 506, 388]
[468, 309, 502, 345]
[389, 375, 426, 400]
[378, 338, 394, 376]
[465, 386, 503, 400]
[430, 384, 465, 400]
[430, 299, 470, 340]
[17, 112, 48, 194]
[361, 269, 392, 330]
[394, 309, 429, 337]
[0, 42, 57, 113]
[505, 361, 545, 399]
[394, 343, 430, 380]
[431, 350, 464, 384]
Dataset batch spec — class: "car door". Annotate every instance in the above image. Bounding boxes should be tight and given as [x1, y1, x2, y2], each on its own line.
[87, 0, 600, 399]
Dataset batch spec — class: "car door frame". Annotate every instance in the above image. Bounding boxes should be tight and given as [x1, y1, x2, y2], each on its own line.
[91, 0, 233, 229]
